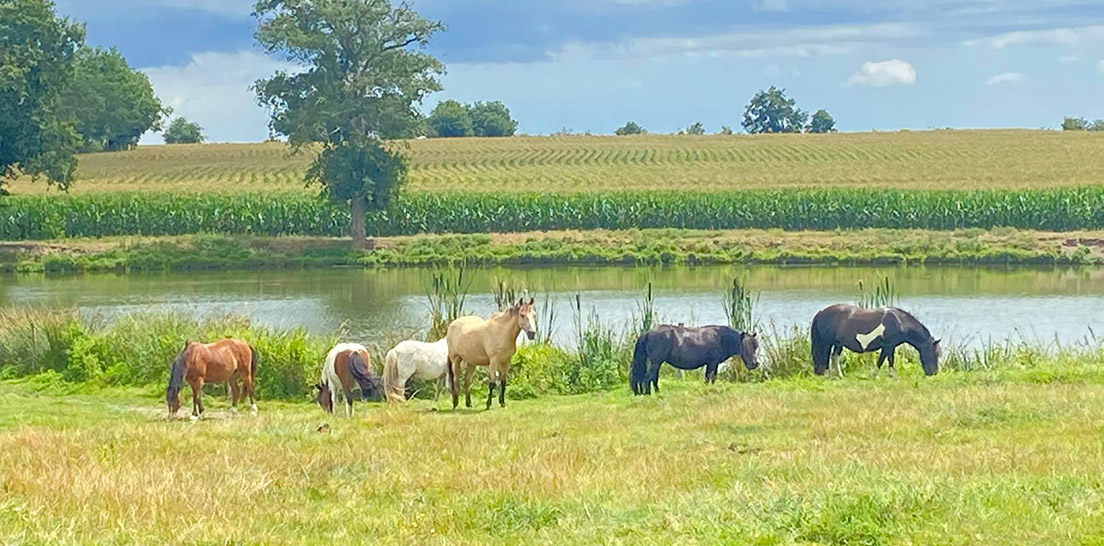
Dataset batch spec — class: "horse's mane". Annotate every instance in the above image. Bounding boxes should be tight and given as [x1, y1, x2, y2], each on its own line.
[889, 307, 933, 341]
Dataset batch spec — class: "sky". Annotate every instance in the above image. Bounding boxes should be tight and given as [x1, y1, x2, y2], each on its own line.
[54, 0, 1104, 142]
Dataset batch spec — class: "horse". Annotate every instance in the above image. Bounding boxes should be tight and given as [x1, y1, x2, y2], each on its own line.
[166, 338, 257, 420]
[811, 304, 941, 377]
[381, 338, 450, 403]
[630, 324, 760, 395]
[446, 297, 536, 410]
[313, 343, 381, 416]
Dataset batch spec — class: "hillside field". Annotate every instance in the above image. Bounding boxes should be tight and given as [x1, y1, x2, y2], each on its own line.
[8, 130, 1104, 195]
[3, 370, 1104, 545]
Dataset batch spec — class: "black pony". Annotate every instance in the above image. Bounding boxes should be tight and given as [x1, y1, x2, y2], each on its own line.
[811, 304, 941, 377]
[630, 324, 760, 395]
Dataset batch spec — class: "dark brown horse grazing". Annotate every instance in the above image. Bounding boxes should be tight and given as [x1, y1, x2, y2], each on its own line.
[166, 339, 258, 419]
[811, 304, 941, 377]
[630, 324, 760, 395]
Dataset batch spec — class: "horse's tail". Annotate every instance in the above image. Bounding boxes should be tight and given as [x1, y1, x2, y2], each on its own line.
[446, 350, 456, 393]
[382, 349, 405, 403]
[348, 351, 377, 400]
[630, 333, 649, 395]
[249, 344, 258, 378]
[810, 312, 832, 375]
[166, 350, 187, 406]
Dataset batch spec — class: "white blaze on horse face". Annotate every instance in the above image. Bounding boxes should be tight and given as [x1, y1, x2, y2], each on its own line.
[856, 323, 886, 350]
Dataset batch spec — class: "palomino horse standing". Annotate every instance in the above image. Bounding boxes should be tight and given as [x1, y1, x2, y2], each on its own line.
[381, 338, 450, 403]
[446, 298, 536, 410]
[630, 324, 760, 395]
[811, 304, 941, 377]
[166, 338, 257, 419]
[314, 343, 381, 416]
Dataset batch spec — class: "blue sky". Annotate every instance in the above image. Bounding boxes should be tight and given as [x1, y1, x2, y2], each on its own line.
[54, 0, 1104, 142]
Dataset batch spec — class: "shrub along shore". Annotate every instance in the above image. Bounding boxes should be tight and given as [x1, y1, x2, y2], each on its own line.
[3, 187, 1104, 240]
[2, 228, 1102, 273]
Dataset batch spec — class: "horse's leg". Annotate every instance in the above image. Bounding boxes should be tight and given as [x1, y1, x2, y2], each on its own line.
[499, 369, 507, 408]
[344, 386, 354, 418]
[705, 363, 718, 384]
[647, 360, 662, 394]
[873, 350, 888, 379]
[887, 348, 897, 378]
[329, 385, 340, 416]
[190, 378, 205, 420]
[229, 378, 241, 414]
[464, 363, 475, 409]
[831, 345, 844, 378]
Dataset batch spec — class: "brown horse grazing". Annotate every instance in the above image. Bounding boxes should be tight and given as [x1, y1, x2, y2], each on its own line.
[166, 339, 257, 419]
[314, 343, 381, 416]
[446, 298, 536, 410]
[630, 324, 760, 395]
[811, 304, 941, 377]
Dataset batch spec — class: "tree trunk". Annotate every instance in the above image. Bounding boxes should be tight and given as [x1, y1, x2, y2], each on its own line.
[349, 193, 373, 250]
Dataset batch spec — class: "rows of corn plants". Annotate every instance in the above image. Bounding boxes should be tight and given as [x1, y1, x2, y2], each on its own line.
[3, 187, 1104, 240]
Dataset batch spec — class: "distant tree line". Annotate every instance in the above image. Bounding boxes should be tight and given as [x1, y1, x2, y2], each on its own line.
[426, 100, 518, 137]
[615, 87, 835, 136]
[1062, 117, 1104, 131]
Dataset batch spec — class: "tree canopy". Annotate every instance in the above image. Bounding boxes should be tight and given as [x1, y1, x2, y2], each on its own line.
[684, 122, 705, 136]
[807, 109, 836, 134]
[0, 0, 85, 192]
[469, 101, 517, 137]
[60, 46, 169, 152]
[616, 121, 646, 136]
[742, 86, 808, 134]
[253, 0, 444, 249]
[427, 99, 472, 137]
[162, 118, 205, 144]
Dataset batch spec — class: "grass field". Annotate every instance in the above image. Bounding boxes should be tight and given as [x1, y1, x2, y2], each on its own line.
[3, 368, 1104, 545]
[8, 130, 1104, 195]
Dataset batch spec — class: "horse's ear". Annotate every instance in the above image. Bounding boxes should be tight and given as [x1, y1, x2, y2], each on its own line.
[528, 297, 535, 306]
[934, 338, 941, 345]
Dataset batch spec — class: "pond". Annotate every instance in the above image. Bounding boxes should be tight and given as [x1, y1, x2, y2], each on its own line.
[3, 265, 1102, 349]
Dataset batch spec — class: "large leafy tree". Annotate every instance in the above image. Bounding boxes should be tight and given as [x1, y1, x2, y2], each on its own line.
[615, 121, 646, 135]
[742, 86, 807, 134]
[0, 0, 85, 193]
[253, 0, 443, 249]
[162, 117, 205, 144]
[468, 100, 517, 137]
[807, 109, 836, 134]
[426, 99, 472, 137]
[60, 46, 169, 152]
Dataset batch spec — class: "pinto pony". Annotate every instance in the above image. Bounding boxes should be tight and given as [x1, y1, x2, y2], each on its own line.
[166, 338, 257, 419]
[811, 304, 941, 377]
[630, 324, 759, 395]
[381, 338, 450, 403]
[446, 298, 536, 410]
[314, 343, 381, 416]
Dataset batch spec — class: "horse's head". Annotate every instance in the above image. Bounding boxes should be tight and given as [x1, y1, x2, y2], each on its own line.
[740, 331, 760, 370]
[314, 382, 333, 413]
[919, 338, 941, 376]
[360, 377, 383, 402]
[513, 297, 537, 341]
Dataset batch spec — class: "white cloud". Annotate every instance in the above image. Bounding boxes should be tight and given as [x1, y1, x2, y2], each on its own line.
[967, 25, 1104, 49]
[843, 59, 917, 88]
[986, 72, 1025, 85]
[140, 50, 298, 143]
[552, 22, 918, 61]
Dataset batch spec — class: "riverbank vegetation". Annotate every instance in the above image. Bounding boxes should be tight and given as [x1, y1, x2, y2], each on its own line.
[3, 313, 1104, 543]
[3, 228, 1102, 273]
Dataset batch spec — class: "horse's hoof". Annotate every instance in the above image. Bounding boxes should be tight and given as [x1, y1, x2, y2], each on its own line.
[230, 407, 239, 414]
[189, 414, 199, 422]
[250, 404, 258, 415]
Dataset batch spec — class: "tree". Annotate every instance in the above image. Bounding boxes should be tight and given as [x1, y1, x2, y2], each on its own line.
[684, 122, 705, 135]
[1090, 120, 1104, 132]
[253, 0, 444, 250]
[426, 99, 472, 137]
[59, 47, 169, 152]
[807, 109, 836, 134]
[719, 125, 734, 135]
[162, 117, 205, 144]
[0, 0, 85, 193]
[468, 100, 517, 137]
[616, 121, 646, 135]
[1062, 117, 1089, 131]
[742, 86, 807, 134]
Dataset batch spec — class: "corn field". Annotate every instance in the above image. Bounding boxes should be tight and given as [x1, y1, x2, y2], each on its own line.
[3, 187, 1104, 240]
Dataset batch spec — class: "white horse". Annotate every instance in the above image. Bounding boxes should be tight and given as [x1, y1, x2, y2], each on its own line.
[381, 338, 450, 403]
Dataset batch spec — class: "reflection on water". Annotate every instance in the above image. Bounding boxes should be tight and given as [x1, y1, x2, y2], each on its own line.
[2, 265, 1103, 349]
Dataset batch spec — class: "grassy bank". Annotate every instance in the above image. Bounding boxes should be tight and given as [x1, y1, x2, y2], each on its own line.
[8, 130, 1104, 195]
[5, 187, 1104, 241]
[3, 228, 1102, 273]
[3, 363, 1104, 544]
